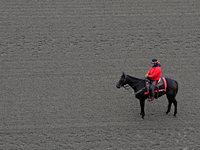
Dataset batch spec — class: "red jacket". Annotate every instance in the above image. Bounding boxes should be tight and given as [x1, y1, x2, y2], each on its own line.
[147, 65, 161, 81]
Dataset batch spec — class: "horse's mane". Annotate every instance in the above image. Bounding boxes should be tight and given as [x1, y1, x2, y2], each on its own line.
[127, 75, 142, 81]
[126, 75, 145, 89]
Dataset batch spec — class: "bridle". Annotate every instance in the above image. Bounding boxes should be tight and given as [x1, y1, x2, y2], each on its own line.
[119, 76, 146, 95]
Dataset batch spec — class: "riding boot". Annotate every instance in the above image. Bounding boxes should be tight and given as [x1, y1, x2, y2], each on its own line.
[149, 81, 156, 101]
[151, 91, 155, 101]
[148, 89, 152, 101]
[150, 85, 156, 101]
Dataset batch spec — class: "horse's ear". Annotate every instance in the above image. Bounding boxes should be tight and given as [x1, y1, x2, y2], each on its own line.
[122, 72, 125, 77]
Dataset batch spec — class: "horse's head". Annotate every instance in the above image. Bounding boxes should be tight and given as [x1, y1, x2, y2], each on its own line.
[116, 72, 127, 88]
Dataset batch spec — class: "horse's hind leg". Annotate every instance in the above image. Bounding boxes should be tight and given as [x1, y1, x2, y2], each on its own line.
[172, 98, 177, 117]
[166, 96, 177, 117]
[166, 98, 172, 114]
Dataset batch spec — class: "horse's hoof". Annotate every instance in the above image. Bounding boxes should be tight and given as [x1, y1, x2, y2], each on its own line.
[166, 112, 169, 114]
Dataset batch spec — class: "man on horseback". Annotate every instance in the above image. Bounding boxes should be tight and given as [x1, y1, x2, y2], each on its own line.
[145, 59, 161, 101]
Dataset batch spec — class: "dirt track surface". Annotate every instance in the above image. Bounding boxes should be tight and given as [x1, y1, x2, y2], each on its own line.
[1, 1, 200, 149]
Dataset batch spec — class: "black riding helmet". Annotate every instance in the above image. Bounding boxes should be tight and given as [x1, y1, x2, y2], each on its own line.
[151, 59, 158, 64]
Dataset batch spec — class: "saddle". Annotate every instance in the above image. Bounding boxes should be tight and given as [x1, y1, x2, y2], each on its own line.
[145, 77, 167, 98]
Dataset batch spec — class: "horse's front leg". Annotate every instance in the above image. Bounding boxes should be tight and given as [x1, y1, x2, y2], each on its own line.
[139, 99, 145, 119]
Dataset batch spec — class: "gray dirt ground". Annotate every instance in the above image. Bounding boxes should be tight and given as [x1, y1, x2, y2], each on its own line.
[0, 0, 200, 149]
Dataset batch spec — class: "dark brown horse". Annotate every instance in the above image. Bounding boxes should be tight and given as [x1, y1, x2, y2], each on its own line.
[116, 72, 178, 119]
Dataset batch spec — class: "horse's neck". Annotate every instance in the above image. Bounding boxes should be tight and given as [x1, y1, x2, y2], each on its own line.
[126, 75, 141, 89]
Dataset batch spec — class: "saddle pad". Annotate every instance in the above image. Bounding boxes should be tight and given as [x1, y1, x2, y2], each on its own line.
[144, 77, 167, 95]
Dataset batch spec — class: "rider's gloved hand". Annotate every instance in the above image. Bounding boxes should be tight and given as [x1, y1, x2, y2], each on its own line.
[145, 74, 149, 78]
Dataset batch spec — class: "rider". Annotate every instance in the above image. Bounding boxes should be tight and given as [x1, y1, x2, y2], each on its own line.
[145, 59, 161, 101]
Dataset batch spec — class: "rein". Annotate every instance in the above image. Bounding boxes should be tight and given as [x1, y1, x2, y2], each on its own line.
[130, 78, 145, 89]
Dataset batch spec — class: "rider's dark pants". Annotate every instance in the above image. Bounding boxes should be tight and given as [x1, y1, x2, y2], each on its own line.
[150, 80, 157, 99]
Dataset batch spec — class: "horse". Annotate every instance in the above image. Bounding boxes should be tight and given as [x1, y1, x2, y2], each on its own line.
[116, 72, 178, 119]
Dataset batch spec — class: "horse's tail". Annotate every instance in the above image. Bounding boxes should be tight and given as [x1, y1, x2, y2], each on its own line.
[174, 80, 178, 97]
[165, 78, 178, 97]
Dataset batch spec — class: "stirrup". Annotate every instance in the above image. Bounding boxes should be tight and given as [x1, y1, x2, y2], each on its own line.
[147, 98, 151, 102]
[148, 97, 154, 102]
